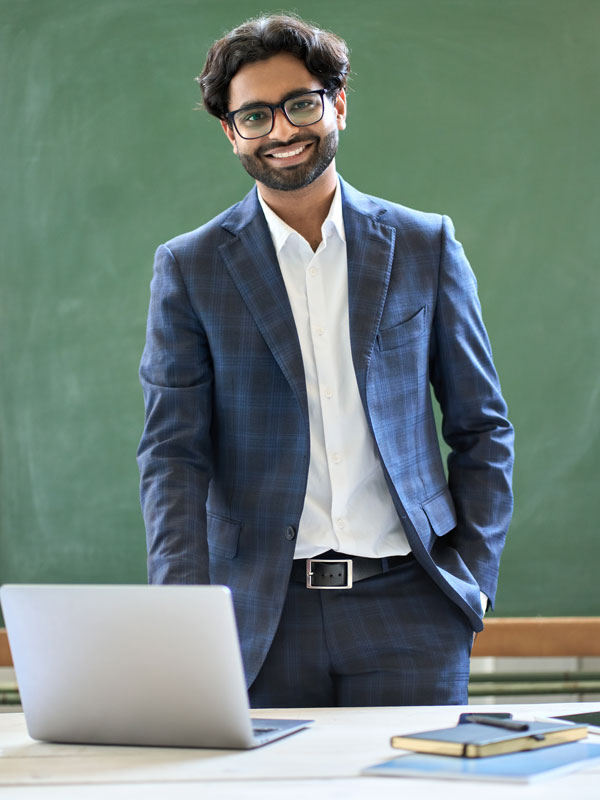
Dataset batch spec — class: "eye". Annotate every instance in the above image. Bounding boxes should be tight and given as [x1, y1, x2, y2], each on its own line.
[290, 98, 317, 111]
[239, 108, 268, 124]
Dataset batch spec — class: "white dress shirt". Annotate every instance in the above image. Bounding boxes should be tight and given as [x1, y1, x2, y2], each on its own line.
[258, 182, 411, 560]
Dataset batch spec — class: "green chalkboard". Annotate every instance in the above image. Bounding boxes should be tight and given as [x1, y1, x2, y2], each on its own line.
[1, 0, 599, 619]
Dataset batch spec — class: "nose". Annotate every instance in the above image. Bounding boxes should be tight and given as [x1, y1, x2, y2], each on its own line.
[268, 107, 297, 140]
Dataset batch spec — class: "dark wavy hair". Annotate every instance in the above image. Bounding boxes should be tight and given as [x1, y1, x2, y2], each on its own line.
[197, 14, 350, 120]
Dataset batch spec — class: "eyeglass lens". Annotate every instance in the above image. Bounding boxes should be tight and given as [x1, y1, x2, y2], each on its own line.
[233, 92, 324, 139]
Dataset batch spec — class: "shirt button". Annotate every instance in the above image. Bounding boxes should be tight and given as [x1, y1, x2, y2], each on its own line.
[285, 526, 296, 541]
[324, 388, 333, 399]
[332, 452, 342, 464]
[335, 518, 346, 530]
[315, 327, 325, 337]
[309, 267, 317, 277]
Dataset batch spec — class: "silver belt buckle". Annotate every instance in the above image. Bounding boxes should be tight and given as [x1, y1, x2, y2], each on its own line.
[306, 558, 353, 589]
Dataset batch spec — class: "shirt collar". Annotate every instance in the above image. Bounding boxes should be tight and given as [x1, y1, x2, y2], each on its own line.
[257, 177, 345, 255]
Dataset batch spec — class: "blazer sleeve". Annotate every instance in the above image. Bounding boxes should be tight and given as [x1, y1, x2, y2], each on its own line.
[429, 216, 514, 608]
[137, 243, 212, 584]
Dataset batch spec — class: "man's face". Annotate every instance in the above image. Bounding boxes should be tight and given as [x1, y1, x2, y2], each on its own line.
[220, 52, 346, 192]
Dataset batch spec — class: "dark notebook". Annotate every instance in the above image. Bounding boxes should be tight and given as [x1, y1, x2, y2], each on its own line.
[390, 719, 588, 758]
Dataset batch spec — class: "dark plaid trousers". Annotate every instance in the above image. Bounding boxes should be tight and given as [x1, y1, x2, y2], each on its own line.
[248, 554, 473, 708]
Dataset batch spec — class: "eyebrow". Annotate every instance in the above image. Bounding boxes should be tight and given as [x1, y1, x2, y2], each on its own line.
[232, 87, 316, 113]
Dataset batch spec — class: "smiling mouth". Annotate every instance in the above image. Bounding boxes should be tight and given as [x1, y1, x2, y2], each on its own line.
[264, 141, 314, 160]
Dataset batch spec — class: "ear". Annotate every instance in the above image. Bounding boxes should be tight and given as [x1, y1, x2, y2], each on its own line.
[220, 119, 239, 154]
[334, 89, 347, 131]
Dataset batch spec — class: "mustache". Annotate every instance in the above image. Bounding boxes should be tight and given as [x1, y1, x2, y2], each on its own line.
[257, 135, 318, 157]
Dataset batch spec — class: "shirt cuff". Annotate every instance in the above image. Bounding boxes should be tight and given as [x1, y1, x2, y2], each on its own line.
[480, 591, 489, 616]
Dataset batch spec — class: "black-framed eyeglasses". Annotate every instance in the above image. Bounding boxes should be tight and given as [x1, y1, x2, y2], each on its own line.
[226, 89, 329, 140]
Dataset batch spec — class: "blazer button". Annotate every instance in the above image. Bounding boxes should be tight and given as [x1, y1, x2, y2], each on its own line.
[285, 526, 296, 541]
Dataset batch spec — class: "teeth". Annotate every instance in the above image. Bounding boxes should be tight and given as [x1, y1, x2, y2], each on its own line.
[270, 145, 306, 159]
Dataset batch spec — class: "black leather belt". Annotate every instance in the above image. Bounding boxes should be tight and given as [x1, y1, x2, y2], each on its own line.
[290, 550, 414, 589]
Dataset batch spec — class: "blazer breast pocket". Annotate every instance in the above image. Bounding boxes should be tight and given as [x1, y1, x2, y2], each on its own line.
[376, 306, 427, 351]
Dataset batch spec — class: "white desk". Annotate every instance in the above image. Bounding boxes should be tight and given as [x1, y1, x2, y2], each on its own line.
[1, 703, 599, 798]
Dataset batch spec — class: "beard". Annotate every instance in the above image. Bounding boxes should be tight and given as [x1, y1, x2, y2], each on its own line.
[237, 129, 339, 192]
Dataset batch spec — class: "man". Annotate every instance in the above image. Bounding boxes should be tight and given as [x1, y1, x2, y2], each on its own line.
[137, 14, 514, 707]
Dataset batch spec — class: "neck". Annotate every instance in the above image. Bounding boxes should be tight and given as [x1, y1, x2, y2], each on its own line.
[257, 163, 338, 250]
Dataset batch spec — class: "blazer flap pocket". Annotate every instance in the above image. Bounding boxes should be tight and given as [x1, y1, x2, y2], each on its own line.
[377, 306, 426, 351]
[421, 489, 457, 536]
[207, 512, 240, 559]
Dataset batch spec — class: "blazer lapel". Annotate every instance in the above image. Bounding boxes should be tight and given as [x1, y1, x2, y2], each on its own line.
[216, 180, 396, 418]
[218, 188, 308, 420]
[340, 179, 396, 398]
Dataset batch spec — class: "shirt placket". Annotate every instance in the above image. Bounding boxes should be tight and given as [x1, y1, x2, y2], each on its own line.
[304, 236, 348, 546]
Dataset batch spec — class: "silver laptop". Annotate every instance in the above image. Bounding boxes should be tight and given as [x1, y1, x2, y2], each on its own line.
[0, 584, 311, 749]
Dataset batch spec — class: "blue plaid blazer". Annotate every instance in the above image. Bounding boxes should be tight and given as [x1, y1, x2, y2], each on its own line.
[138, 177, 514, 686]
